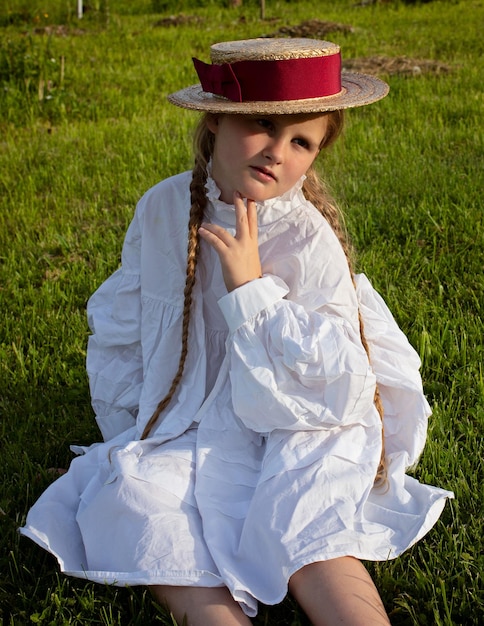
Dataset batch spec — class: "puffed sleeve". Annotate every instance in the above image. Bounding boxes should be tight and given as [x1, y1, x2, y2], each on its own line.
[355, 273, 430, 467]
[218, 274, 377, 433]
[86, 211, 143, 441]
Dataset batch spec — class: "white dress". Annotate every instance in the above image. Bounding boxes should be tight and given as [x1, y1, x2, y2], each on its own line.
[20, 171, 453, 617]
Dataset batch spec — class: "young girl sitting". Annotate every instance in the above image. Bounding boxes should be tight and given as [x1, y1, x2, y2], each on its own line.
[21, 38, 453, 625]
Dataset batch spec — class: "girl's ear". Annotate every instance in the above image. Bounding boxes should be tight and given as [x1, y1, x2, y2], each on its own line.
[206, 114, 220, 134]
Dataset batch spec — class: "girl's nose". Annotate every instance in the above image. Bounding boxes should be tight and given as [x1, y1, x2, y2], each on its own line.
[263, 136, 286, 164]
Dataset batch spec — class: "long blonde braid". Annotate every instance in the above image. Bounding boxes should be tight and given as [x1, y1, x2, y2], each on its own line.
[140, 124, 214, 440]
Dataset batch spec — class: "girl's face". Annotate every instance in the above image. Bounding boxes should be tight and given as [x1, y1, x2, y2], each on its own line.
[207, 113, 329, 204]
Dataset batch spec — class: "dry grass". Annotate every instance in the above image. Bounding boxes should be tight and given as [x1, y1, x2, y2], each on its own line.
[268, 18, 355, 38]
[343, 55, 453, 76]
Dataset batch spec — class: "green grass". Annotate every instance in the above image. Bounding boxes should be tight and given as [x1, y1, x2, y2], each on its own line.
[1, 0, 483, 624]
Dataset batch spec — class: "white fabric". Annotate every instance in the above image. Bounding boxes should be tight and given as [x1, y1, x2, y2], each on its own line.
[20, 171, 453, 616]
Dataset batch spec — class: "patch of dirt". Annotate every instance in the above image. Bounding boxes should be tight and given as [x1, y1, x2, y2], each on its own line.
[32, 25, 86, 36]
[262, 20, 451, 79]
[153, 14, 203, 27]
[267, 19, 355, 39]
[343, 55, 453, 76]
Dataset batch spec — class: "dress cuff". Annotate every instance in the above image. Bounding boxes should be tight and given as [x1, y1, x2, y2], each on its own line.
[218, 275, 288, 332]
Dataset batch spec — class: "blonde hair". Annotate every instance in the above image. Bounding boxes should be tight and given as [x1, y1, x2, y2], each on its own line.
[140, 111, 386, 486]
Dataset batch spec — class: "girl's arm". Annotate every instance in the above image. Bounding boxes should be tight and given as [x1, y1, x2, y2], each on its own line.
[218, 274, 376, 433]
[201, 192, 376, 433]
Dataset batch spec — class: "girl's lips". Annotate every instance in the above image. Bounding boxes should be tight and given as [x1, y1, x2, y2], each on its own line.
[250, 166, 277, 181]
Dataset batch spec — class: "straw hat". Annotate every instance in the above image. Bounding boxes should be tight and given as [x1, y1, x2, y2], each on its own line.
[168, 38, 389, 114]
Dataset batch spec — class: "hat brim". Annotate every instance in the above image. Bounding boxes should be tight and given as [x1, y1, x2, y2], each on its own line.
[167, 71, 389, 114]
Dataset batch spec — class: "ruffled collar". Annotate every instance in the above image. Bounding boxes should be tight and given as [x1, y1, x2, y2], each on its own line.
[204, 172, 306, 228]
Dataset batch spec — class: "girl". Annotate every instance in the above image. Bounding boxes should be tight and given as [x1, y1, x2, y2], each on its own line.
[21, 38, 453, 625]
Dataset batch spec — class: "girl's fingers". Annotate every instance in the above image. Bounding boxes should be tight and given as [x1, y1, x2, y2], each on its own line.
[199, 195, 261, 292]
[233, 191, 248, 238]
[199, 222, 231, 247]
[233, 192, 258, 241]
[198, 227, 229, 256]
[246, 198, 258, 238]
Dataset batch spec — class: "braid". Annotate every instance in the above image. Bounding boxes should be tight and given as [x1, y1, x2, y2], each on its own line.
[357, 312, 387, 487]
[303, 114, 387, 486]
[140, 154, 209, 440]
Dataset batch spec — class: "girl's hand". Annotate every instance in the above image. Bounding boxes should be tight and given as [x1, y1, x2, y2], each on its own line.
[198, 192, 262, 292]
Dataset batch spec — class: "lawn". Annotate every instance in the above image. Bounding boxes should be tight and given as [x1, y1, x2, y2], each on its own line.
[1, 0, 483, 624]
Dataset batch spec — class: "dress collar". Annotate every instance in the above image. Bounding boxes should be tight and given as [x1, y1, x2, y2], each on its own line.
[204, 172, 306, 228]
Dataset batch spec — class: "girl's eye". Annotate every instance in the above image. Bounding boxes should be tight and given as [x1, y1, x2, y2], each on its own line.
[293, 137, 310, 149]
[256, 118, 273, 130]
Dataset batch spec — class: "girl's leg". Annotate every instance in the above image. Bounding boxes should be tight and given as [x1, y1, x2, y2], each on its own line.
[150, 585, 253, 626]
[289, 557, 391, 626]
